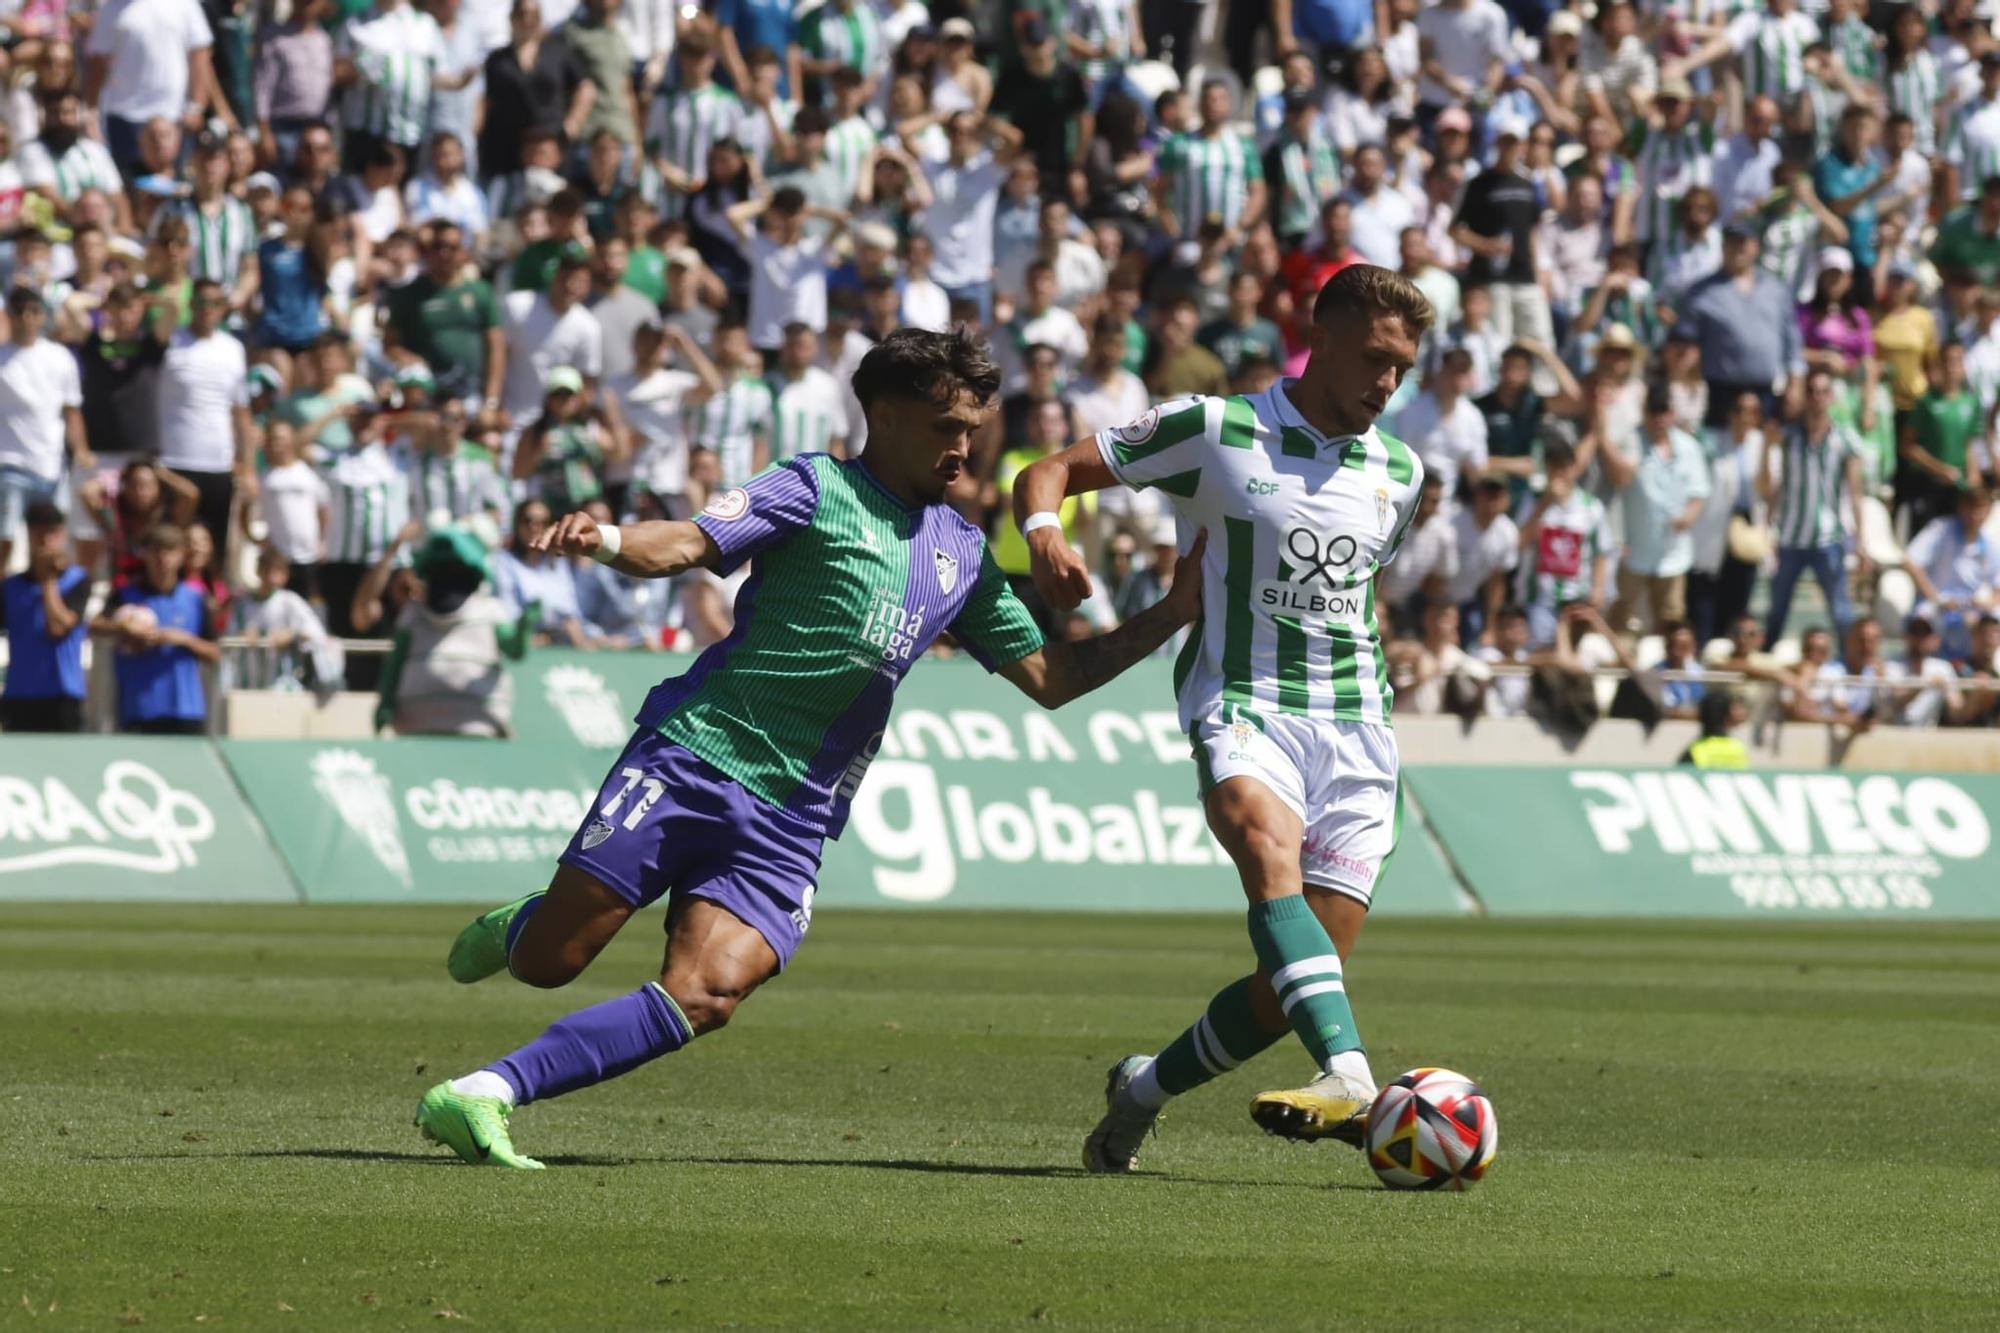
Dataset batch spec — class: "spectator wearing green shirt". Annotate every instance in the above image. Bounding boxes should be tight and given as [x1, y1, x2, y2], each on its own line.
[1929, 176, 2000, 291]
[1901, 341, 1988, 529]
[383, 220, 504, 410]
[1477, 340, 1585, 508]
[277, 332, 375, 463]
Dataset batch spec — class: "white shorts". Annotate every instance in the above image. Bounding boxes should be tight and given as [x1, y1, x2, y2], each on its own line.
[1189, 706, 1402, 906]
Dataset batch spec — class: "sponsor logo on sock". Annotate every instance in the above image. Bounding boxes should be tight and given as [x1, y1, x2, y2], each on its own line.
[581, 817, 614, 850]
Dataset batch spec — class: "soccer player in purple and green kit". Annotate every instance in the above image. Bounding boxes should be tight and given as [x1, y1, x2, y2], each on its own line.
[414, 328, 1206, 1169]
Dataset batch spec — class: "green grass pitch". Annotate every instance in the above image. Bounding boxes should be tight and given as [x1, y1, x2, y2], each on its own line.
[4, 904, 1997, 1329]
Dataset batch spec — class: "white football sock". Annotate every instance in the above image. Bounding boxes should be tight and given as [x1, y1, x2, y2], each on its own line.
[1122, 1057, 1171, 1112]
[1325, 1048, 1376, 1094]
[448, 1070, 517, 1105]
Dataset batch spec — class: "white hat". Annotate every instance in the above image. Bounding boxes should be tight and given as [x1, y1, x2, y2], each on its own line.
[1816, 245, 1854, 273]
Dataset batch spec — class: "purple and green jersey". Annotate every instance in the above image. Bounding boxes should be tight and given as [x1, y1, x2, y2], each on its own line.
[636, 453, 1045, 837]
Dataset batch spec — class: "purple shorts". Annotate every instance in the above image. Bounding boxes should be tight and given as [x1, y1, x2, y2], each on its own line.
[559, 731, 824, 969]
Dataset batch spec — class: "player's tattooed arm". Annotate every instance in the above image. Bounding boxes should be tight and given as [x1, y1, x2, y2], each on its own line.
[1001, 530, 1206, 709]
[536, 511, 722, 578]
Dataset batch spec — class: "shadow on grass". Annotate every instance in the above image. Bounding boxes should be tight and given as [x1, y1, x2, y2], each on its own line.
[83, 1147, 1376, 1188]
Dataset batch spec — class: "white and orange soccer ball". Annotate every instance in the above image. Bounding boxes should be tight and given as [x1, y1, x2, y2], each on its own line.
[1364, 1067, 1498, 1191]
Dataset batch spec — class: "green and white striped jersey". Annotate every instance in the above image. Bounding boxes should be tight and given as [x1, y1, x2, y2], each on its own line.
[172, 195, 257, 285]
[1158, 128, 1264, 234]
[824, 114, 879, 210]
[1727, 9, 1818, 103]
[1627, 118, 1715, 243]
[397, 440, 508, 525]
[1945, 96, 2000, 200]
[324, 446, 413, 565]
[1758, 199, 1822, 299]
[339, 4, 448, 147]
[1884, 50, 1944, 155]
[1092, 383, 1425, 729]
[800, 0, 888, 98]
[1772, 419, 1858, 549]
[1269, 127, 1340, 240]
[647, 83, 745, 214]
[1073, 0, 1134, 84]
[1830, 14, 1879, 85]
[1522, 488, 1609, 612]
[17, 134, 122, 202]
[689, 373, 775, 486]
[1804, 74, 1847, 159]
[767, 365, 849, 460]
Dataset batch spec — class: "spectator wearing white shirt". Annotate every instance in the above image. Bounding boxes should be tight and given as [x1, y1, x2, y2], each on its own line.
[898, 232, 951, 332]
[84, 0, 225, 180]
[919, 113, 1025, 325]
[1904, 487, 2000, 661]
[610, 320, 724, 520]
[1712, 96, 1783, 222]
[1393, 346, 1489, 504]
[249, 421, 330, 601]
[991, 260, 1089, 393]
[0, 288, 94, 573]
[1891, 614, 1964, 727]
[767, 323, 849, 460]
[1069, 313, 1163, 543]
[1447, 476, 1520, 643]
[156, 279, 253, 549]
[405, 132, 490, 250]
[1377, 473, 1459, 634]
[1341, 145, 1417, 270]
[724, 185, 843, 356]
[1477, 605, 1533, 716]
[501, 246, 603, 429]
[1603, 382, 1713, 637]
[1414, 0, 1511, 119]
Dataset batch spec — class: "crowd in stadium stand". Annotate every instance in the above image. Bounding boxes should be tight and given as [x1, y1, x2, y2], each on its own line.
[2, 0, 2000, 738]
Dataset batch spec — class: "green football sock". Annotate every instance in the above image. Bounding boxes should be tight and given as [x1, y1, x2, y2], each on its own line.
[1152, 975, 1286, 1097]
[1247, 894, 1362, 1066]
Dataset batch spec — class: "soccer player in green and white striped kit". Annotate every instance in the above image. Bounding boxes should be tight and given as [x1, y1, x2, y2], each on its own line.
[1017, 266, 1434, 1171]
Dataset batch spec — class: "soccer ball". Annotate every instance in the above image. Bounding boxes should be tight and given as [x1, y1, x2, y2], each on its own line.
[1364, 1067, 1498, 1191]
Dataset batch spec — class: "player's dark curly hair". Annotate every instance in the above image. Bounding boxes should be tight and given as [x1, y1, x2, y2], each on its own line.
[851, 327, 1002, 414]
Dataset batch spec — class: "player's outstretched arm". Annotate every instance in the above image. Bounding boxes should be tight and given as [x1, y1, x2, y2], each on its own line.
[1000, 530, 1205, 710]
[534, 511, 721, 579]
[1016, 438, 1122, 610]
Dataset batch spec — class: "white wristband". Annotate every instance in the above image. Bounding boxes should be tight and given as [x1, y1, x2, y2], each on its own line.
[591, 523, 622, 563]
[1021, 511, 1064, 537]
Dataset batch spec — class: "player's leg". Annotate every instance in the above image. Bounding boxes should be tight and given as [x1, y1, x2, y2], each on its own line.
[1249, 722, 1401, 1143]
[417, 896, 778, 1170]
[1085, 714, 1334, 1172]
[417, 736, 817, 1168]
[445, 867, 630, 987]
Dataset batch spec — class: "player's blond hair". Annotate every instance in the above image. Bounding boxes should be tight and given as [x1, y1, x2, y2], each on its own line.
[1313, 265, 1436, 339]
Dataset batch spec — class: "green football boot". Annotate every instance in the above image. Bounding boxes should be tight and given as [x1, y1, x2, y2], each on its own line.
[446, 892, 543, 984]
[414, 1083, 543, 1169]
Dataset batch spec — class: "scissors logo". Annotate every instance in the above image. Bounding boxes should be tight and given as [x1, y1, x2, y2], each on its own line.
[1284, 526, 1358, 585]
